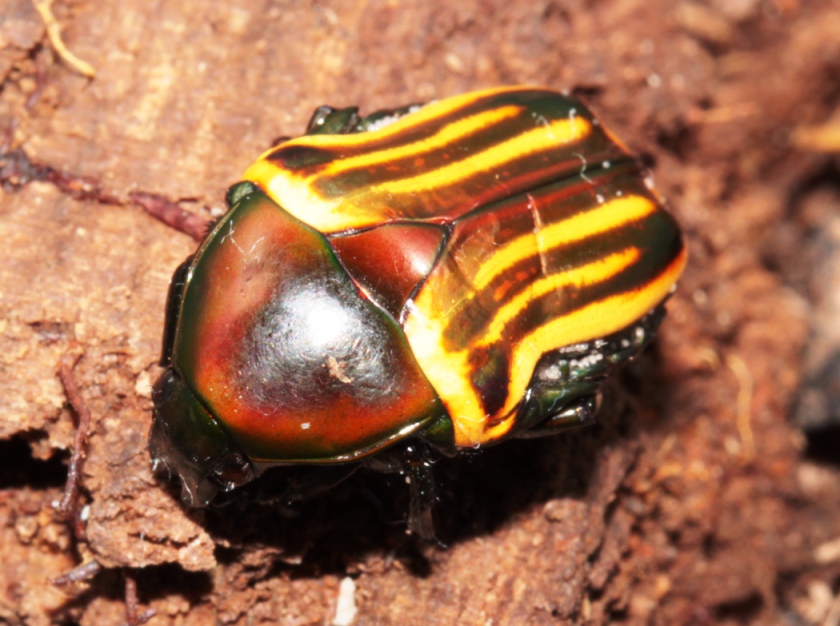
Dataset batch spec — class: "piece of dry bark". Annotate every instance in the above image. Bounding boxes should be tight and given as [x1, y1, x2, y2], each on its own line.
[2, 0, 840, 624]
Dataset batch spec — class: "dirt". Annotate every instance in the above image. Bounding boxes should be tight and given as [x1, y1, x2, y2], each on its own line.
[2, 0, 840, 624]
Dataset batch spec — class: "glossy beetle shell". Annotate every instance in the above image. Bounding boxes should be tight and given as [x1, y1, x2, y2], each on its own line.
[150, 86, 686, 505]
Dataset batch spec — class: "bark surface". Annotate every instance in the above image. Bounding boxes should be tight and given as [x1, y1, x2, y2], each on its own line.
[2, 0, 840, 624]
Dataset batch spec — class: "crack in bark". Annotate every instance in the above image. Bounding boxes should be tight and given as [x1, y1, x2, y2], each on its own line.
[0, 146, 208, 240]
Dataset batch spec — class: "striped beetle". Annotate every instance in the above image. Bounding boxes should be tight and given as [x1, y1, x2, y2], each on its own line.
[149, 87, 686, 537]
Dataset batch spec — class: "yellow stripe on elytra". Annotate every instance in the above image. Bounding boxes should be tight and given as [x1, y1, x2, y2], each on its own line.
[472, 194, 657, 294]
[366, 116, 592, 200]
[401, 302, 484, 448]
[249, 85, 537, 163]
[338, 86, 532, 148]
[246, 106, 592, 233]
[243, 93, 537, 233]
[405, 246, 639, 446]
[310, 105, 522, 177]
[371, 85, 538, 134]
[448, 247, 641, 445]
[491, 246, 688, 427]
[479, 247, 641, 345]
[404, 243, 686, 448]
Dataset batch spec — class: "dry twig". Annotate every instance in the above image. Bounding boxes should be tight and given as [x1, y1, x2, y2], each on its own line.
[130, 191, 209, 241]
[727, 354, 755, 461]
[53, 560, 102, 586]
[57, 352, 93, 521]
[125, 571, 156, 626]
[31, 0, 96, 77]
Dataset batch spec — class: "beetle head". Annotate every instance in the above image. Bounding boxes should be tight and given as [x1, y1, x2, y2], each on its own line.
[149, 367, 254, 507]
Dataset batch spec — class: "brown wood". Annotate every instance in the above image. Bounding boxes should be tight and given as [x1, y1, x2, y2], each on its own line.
[2, 0, 840, 623]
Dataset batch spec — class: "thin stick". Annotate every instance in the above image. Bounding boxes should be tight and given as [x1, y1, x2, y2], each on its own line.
[125, 571, 156, 626]
[130, 192, 209, 241]
[31, 0, 96, 77]
[57, 353, 92, 520]
[53, 560, 101, 586]
[727, 354, 755, 461]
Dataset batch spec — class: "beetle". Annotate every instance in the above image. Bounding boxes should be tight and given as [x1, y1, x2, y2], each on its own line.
[149, 86, 686, 537]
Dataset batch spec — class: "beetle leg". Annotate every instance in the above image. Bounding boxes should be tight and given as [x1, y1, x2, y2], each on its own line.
[513, 392, 601, 439]
[403, 444, 438, 541]
[305, 105, 361, 135]
[364, 442, 441, 542]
